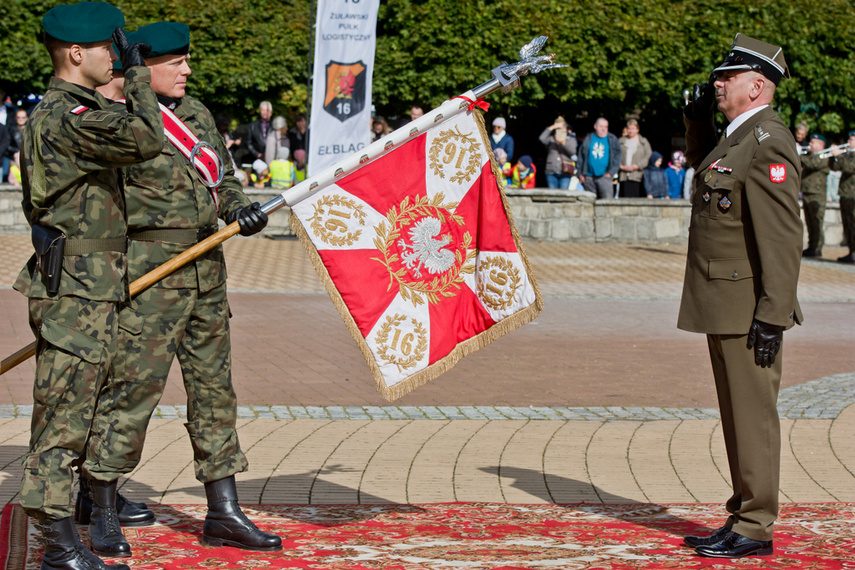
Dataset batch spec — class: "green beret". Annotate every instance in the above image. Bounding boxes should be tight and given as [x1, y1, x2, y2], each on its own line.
[42, 2, 124, 44]
[129, 22, 190, 58]
[810, 133, 827, 143]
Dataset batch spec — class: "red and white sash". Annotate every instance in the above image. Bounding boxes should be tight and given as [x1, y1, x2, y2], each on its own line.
[159, 103, 221, 207]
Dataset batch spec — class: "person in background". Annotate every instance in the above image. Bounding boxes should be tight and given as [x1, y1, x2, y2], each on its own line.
[264, 116, 289, 166]
[492, 147, 512, 187]
[577, 117, 621, 198]
[831, 129, 855, 263]
[490, 117, 514, 162]
[666, 150, 686, 199]
[288, 113, 307, 153]
[539, 116, 577, 189]
[371, 117, 391, 141]
[269, 146, 296, 189]
[643, 151, 667, 198]
[246, 100, 272, 160]
[293, 148, 307, 182]
[250, 159, 271, 188]
[617, 118, 652, 198]
[409, 105, 424, 122]
[800, 133, 831, 257]
[509, 155, 536, 189]
[794, 121, 809, 154]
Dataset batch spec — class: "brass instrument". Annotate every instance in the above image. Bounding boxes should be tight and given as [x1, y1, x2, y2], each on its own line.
[818, 142, 852, 159]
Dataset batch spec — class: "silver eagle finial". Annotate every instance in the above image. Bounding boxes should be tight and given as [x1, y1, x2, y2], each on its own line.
[490, 36, 567, 93]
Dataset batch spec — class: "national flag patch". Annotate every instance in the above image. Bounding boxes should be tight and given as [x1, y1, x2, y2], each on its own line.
[70, 105, 89, 115]
[290, 111, 542, 400]
[769, 164, 786, 183]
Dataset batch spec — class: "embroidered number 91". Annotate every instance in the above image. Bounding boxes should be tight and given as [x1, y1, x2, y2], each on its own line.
[443, 142, 468, 169]
[324, 207, 351, 233]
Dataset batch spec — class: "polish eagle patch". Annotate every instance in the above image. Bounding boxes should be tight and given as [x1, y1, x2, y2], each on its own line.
[769, 164, 786, 183]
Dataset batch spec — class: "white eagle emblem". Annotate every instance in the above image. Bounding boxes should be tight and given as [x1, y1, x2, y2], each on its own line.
[769, 164, 786, 183]
[398, 217, 456, 278]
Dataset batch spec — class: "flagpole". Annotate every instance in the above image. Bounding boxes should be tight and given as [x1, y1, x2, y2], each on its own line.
[0, 37, 563, 376]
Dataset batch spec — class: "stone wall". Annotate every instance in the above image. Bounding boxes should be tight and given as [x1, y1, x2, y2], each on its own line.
[0, 185, 843, 247]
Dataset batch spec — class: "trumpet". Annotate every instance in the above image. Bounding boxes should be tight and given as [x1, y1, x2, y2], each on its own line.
[818, 142, 853, 159]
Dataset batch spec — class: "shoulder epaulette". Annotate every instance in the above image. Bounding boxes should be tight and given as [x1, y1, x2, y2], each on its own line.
[755, 123, 771, 144]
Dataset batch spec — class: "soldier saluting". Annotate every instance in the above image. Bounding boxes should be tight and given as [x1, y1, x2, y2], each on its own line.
[678, 34, 803, 558]
[77, 21, 280, 558]
[12, 2, 162, 570]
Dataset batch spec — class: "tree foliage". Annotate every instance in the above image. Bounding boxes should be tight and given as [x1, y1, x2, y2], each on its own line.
[2, 0, 854, 141]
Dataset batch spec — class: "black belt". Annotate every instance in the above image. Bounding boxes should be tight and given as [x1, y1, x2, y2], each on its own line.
[63, 237, 127, 255]
[128, 227, 218, 244]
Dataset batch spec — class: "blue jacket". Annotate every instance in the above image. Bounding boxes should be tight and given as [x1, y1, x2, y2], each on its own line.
[490, 132, 515, 162]
[577, 132, 621, 177]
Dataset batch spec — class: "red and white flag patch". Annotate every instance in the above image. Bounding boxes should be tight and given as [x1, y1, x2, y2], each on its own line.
[769, 164, 787, 183]
[70, 105, 89, 115]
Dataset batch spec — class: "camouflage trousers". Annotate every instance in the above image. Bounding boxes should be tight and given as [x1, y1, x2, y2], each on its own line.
[840, 184, 855, 252]
[21, 296, 119, 521]
[802, 191, 826, 250]
[84, 283, 248, 483]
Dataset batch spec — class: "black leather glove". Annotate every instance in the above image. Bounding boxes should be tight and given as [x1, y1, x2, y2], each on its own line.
[747, 319, 784, 368]
[686, 74, 717, 121]
[112, 27, 151, 74]
[228, 202, 268, 236]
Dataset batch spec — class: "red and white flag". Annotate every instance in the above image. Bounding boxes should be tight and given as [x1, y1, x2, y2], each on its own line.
[290, 110, 542, 400]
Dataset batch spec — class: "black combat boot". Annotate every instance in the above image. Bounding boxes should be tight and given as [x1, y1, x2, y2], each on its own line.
[37, 517, 130, 570]
[75, 479, 155, 527]
[201, 476, 282, 551]
[87, 480, 131, 558]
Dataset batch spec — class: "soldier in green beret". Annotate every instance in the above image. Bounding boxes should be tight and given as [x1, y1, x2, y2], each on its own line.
[78, 21, 280, 556]
[12, 3, 163, 570]
[800, 133, 832, 257]
[679, 34, 803, 558]
[831, 130, 855, 263]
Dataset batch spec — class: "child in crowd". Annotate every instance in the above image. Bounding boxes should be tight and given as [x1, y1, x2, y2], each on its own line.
[643, 151, 667, 198]
[250, 159, 271, 188]
[509, 155, 536, 189]
[492, 147, 512, 186]
[293, 149, 307, 182]
[269, 147, 296, 189]
[666, 150, 686, 199]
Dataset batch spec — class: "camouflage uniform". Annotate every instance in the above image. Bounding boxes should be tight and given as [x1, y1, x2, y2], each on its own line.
[833, 152, 855, 254]
[13, 68, 162, 521]
[84, 95, 252, 483]
[800, 153, 831, 252]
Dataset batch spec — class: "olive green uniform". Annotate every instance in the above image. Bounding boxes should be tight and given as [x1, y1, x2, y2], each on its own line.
[680, 106, 803, 542]
[800, 153, 831, 252]
[832, 152, 855, 254]
[13, 68, 162, 521]
[84, 95, 253, 484]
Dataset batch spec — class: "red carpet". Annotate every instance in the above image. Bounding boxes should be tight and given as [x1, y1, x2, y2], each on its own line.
[2, 502, 853, 569]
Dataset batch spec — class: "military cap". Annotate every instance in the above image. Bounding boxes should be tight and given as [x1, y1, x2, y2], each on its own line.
[713, 33, 790, 85]
[130, 22, 190, 58]
[42, 2, 125, 44]
[810, 133, 827, 143]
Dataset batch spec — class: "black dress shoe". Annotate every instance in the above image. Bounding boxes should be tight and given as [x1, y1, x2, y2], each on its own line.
[837, 253, 855, 263]
[802, 247, 821, 258]
[695, 532, 773, 558]
[683, 526, 731, 548]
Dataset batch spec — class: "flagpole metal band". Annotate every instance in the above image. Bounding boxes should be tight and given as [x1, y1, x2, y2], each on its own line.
[190, 141, 225, 188]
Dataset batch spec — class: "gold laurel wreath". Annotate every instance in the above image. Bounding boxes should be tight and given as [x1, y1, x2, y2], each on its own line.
[476, 255, 523, 311]
[371, 193, 476, 306]
[428, 126, 482, 184]
[308, 193, 367, 247]
[375, 314, 429, 372]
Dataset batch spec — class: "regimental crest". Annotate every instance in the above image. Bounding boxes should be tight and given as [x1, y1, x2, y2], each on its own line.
[770, 164, 786, 183]
[718, 194, 732, 211]
[308, 193, 367, 247]
[323, 61, 366, 122]
[372, 193, 476, 306]
[428, 126, 482, 185]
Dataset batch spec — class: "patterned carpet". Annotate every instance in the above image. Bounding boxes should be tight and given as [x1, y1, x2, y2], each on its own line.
[2, 503, 853, 569]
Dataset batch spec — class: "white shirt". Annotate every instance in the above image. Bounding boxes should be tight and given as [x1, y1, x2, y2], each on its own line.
[725, 105, 769, 138]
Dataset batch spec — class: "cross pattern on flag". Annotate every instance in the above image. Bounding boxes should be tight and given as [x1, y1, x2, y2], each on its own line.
[290, 111, 543, 401]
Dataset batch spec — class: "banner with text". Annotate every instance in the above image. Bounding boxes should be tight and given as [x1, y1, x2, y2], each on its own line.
[308, 0, 380, 176]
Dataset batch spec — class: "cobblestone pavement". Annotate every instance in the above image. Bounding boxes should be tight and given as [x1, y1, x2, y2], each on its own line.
[1, 236, 853, 507]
